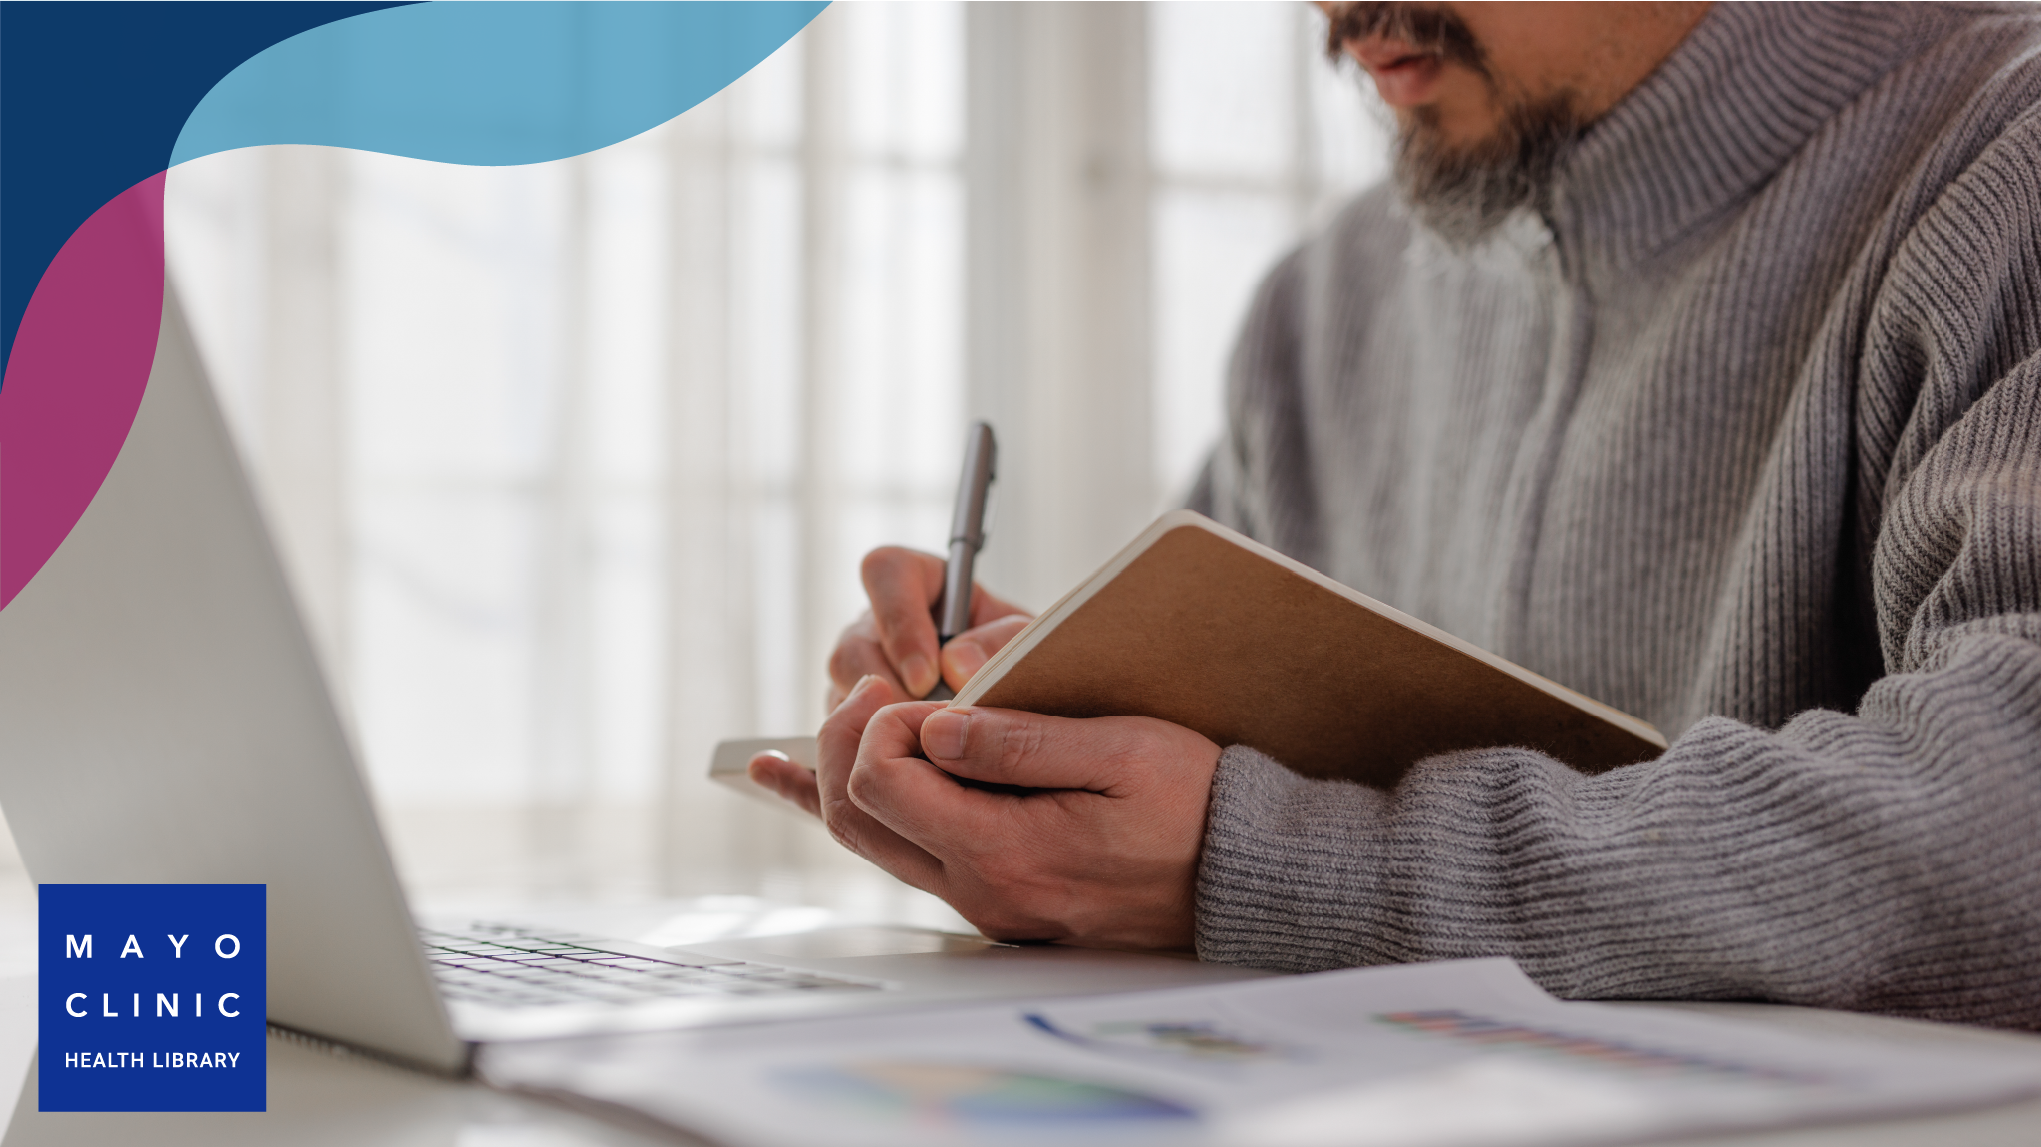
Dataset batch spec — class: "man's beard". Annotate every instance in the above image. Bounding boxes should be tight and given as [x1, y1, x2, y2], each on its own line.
[1394, 94, 1584, 249]
[1323, 2, 1586, 249]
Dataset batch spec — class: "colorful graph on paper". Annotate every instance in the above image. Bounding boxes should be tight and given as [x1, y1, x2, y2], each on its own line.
[1377, 1010, 1827, 1085]
[775, 1060, 1197, 1129]
[1024, 1013, 1295, 1065]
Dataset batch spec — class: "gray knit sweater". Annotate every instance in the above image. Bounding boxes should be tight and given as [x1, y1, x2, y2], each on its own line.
[1188, 1, 2041, 1029]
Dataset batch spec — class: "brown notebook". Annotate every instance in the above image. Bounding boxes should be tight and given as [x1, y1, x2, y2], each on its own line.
[952, 510, 1666, 787]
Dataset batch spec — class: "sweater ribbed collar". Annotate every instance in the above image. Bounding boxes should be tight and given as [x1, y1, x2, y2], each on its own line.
[1545, 1, 1952, 278]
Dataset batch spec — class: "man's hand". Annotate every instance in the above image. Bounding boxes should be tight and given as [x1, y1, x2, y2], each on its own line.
[826, 546, 1032, 707]
[749, 676, 1220, 950]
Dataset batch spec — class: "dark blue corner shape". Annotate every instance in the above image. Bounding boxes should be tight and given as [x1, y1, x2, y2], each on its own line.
[0, 1, 415, 381]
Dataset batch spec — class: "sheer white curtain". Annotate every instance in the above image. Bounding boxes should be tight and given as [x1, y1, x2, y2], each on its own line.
[1150, 2, 1387, 499]
[155, 2, 1385, 917]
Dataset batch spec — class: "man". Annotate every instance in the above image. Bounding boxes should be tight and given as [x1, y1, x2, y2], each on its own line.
[752, 2, 2041, 1028]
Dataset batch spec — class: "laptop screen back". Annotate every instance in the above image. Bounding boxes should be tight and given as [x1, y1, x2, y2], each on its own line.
[0, 286, 468, 1073]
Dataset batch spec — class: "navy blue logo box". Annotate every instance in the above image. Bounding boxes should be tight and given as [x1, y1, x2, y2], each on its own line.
[39, 884, 266, 1112]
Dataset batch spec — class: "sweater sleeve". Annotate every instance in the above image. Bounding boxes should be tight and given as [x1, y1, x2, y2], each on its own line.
[1195, 115, 2041, 1031]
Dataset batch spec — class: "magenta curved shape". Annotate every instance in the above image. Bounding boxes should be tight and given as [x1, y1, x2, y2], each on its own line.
[0, 175, 167, 609]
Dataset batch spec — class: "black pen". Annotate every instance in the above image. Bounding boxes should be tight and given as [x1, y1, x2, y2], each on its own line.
[924, 422, 996, 702]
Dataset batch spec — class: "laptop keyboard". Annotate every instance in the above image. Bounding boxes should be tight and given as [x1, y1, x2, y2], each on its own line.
[420, 924, 883, 1010]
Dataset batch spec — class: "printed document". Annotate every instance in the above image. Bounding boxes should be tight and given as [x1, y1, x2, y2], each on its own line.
[481, 957, 2041, 1147]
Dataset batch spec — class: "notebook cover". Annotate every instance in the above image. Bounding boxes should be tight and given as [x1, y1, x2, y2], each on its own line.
[954, 511, 1665, 787]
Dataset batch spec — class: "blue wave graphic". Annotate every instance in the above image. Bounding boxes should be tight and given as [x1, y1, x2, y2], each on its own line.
[172, 1, 827, 167]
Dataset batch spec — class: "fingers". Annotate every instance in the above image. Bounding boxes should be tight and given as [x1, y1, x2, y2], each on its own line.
[834, 547, 1034, 704]
[939, 613, 1034, 691]
[860, 547, 947, 697]
[818, 675, 895, 799]
[815, 677, 948, 889]
[845, 699, 1025, 862]
[827, 614, 910, 707]
[917, 708, 1183, 793]
[846, 700, 1221, 951]
[748, 751, 820, 818]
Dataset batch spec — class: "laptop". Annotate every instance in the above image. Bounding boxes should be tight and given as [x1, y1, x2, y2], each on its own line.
[0, 285, 1261, 1075]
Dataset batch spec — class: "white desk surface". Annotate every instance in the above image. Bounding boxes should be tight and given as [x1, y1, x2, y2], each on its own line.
[5, 964, 2041, 1146]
